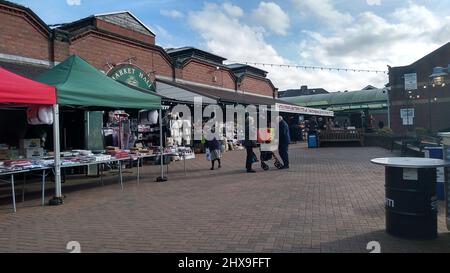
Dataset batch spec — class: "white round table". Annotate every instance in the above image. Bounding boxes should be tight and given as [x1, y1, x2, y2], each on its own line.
[371, 157, 450, 168]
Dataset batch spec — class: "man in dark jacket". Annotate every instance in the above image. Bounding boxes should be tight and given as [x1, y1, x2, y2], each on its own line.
[243, 116, 257, 173]
[277, 116, 291, 169]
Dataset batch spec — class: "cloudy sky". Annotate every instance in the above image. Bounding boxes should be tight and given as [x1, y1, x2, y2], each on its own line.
[12, 0, 450, 92]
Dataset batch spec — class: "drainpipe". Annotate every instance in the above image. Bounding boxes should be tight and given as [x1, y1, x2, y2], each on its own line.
[49, 30, 55, 67]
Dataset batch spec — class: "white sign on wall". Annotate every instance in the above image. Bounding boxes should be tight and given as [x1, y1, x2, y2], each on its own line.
[404, 73, 418, 91]
[400, 108, 414, 125]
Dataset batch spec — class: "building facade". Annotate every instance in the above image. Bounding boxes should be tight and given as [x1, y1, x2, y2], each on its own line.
[388, 42, 450, 134]
[0, 0, 276, 99]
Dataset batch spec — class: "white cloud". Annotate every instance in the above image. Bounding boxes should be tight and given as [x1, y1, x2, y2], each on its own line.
[367, 0, 381, 6]
[301, 3, 450, 69]
[154, 25, 173, 40]
[160, 9, 184, 19]
[252, 2, 290, 36]
[222, 2, 243, 17]
[66, 0, 81, 6]
[188, 2, 450, 92]
[292, 0, 353, 26]
[188, 3, 284, 64]
[188, 2, 381, 91]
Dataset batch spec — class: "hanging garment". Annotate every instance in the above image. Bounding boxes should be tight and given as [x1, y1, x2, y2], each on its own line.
[27, 106, 53, 125]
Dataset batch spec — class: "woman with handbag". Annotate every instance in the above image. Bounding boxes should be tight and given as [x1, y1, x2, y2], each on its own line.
[205, 136, 222, 170]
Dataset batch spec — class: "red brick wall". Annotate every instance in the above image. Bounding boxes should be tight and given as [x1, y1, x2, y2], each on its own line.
[0, 7, 50, 61]
[53, 39, 69, 62]
[389, 43, 450, 133]
[95, 19, 155, 45]
[64, 33, 172, 77]
[239, 75, 274, 97]
[369, 111, 389, 129]
[181, 60, 236, 89]
[174, 67, 183, 79]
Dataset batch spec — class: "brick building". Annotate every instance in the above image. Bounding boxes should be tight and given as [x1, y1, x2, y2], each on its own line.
[278, 85, 329, 98]
[0, 0, 277, 101]
[388, 42, 450, 134]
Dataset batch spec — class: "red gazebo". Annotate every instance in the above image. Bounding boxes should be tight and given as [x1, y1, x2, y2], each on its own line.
[0, 67, 56, 105]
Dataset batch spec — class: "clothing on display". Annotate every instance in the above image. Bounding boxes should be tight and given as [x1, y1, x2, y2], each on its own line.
[139, 110, 158, 125]
[27, 106, 53, 125]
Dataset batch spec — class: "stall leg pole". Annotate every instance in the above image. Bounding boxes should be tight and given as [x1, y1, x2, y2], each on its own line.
[100, 164, 104, 186]
[137, 158, 140, 185]
[41, 169, 46, 206]
[156, 108, 167, 182]
[49, 104, 63, 206]
[22, 174, 26, 202]
[11, 174, 16, 213]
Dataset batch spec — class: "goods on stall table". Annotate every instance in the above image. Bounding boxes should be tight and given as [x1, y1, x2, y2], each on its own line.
[23, 147, 44, 158]
[19, 138, 41, 149]
[0, 145, 20, 160]
[106, 147, 129, 159]
[18, 138, 44, 158]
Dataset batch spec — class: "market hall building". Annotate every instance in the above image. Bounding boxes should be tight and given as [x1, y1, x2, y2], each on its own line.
[0, 0, 332, 148]
[0, 0, 280, 101]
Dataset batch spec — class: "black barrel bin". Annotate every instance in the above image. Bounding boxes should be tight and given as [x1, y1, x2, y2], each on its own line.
[385, 167, 438, 239]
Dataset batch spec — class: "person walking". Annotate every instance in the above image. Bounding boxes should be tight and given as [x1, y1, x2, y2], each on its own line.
[243, 115, 257, 173]
[277, 116, 291, 169]
[206, 136, 222, 170]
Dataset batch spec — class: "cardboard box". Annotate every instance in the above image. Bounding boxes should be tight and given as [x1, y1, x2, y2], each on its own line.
[19, 139, 41, 149]
[22, 147, 44, 158]
[0, 149, 19, 160]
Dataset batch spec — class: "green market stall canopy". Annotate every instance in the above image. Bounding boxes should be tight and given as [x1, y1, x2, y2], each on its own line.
[35, 55, 160, 109]
[281, 88, 388, 112]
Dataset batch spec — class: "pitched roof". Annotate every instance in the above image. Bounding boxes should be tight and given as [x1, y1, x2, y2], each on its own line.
[56, 11, 155, 36]
[278, 88, 329, 98]
[226, 63, 268, 78]
[166, 47, 227, 64]
[94, 11, 155, 36]
[0, 0, 51, 35]
[281, 88, 388, 110]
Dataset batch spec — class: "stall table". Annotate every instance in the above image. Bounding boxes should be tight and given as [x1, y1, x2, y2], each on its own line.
[0, 169, 30, 212]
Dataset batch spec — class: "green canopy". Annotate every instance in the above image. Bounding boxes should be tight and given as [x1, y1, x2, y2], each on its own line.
[281, 88, 388, 110]
[35, 55, 160, 109]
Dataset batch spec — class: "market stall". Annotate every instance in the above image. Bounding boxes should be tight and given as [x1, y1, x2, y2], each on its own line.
[35, 55, 165, 204]
[0, 66, 56, 212]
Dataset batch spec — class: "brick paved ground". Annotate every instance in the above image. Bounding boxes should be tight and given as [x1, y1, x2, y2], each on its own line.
[0, 144, 449, 253]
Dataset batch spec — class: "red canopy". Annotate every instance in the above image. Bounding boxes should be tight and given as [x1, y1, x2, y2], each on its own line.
[0, 67, 56, 105]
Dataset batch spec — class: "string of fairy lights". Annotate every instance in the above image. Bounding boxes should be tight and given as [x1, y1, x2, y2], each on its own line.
[228, 61, 387, 74]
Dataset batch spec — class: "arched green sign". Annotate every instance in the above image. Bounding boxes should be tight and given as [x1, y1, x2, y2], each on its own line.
[107, 64, 155, 91]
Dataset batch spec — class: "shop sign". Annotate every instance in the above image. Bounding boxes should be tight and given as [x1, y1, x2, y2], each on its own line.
[107, 64, 154, 91]
[404, 73, 417, 91]
[275, 103, 334, 117]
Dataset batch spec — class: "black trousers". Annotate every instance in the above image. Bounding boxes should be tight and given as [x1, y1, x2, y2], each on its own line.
[246, 146, 254, 170]
[278, 145, 289, 167]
